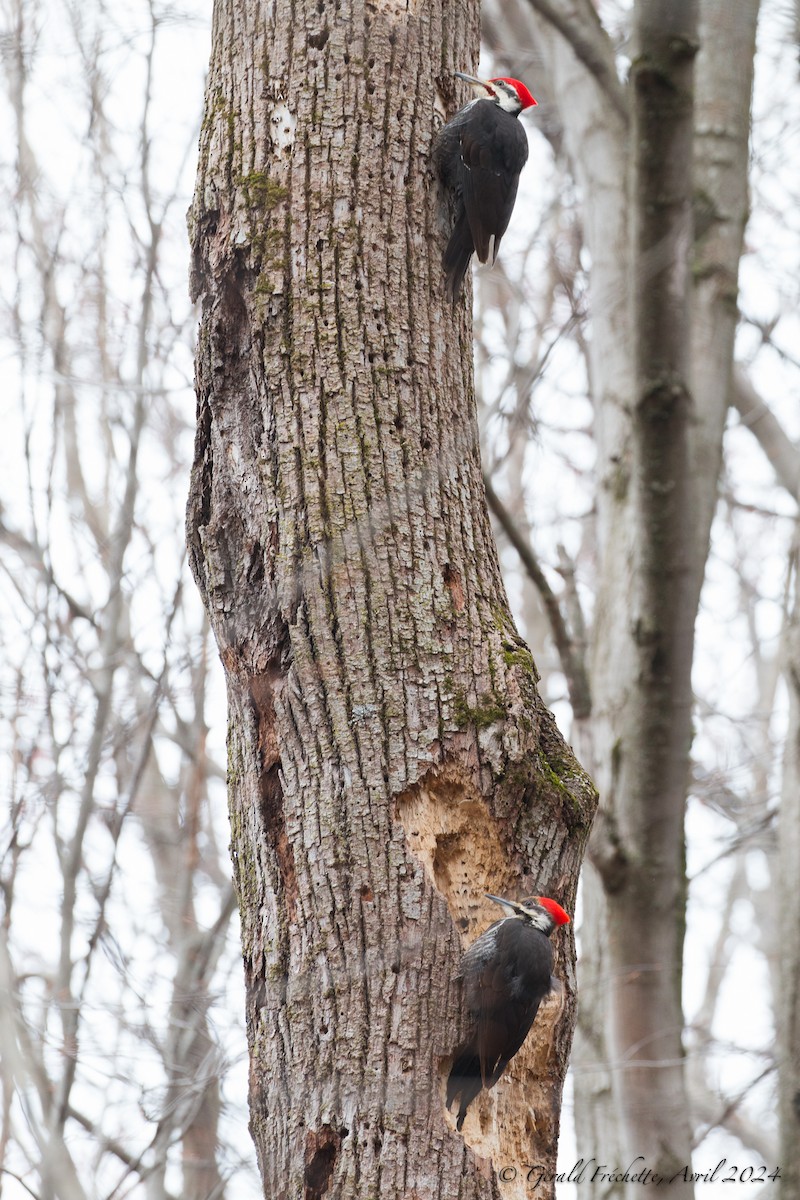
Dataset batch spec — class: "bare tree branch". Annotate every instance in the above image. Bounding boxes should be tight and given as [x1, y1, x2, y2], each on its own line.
[0, 1, 248, 1193]
[689, 1067, 778, 1162]
[483, 472, 592, 718]
[522, 0, 630, 122]
[731, 368, 800, 500]
[64, 1106, 178, 1200]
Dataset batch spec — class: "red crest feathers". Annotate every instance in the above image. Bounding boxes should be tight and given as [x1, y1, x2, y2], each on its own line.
[536, 896, 571, 925]
[490, 77, 538, 109]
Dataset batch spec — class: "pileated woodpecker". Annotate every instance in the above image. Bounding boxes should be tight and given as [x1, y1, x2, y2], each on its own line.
[433, 72, 537, 301]
[446, 894, 570, 1131]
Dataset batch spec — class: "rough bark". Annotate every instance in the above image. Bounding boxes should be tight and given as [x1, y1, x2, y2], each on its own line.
[186, 0, 596, 1196]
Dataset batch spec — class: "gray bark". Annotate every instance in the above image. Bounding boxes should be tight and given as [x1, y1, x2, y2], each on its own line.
[729, 370, 800, 1195]
[778, 576, 800, 1197]
[186, 0, 596, 1195]
[483, 0, 760, 1190]
[610, 3, 698, 1182]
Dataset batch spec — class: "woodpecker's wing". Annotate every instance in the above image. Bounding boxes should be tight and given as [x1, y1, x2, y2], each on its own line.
[457, 103, 529, 264]
[462, 919, 553, 1087]
[433, 102, 482, 301]
[432, 102, 476, 192]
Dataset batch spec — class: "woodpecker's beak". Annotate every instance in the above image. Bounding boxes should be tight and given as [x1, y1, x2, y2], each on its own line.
[484, 892, 521, 916]
[454, 71, 497, 99]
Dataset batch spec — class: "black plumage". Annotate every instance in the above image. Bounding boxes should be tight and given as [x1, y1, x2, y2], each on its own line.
[446, 894, 569, 1131]
[433, 75, 536, 302]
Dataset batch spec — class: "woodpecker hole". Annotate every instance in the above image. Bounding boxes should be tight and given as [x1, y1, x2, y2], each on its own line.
[395, 765, 512, 938]
[442, 563, 465, 612]
[304, 1126, 342, 1199]
[307, 26, 329, 49]
[243, 953, 267, 1015]
[249, 651, 297, 920]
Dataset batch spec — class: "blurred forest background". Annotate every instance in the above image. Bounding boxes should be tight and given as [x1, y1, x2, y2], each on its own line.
[1, 0, 798, 1197]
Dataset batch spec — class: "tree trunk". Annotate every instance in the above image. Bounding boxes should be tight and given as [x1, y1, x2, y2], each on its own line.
[608, 5, 699, 1182]
[736, 383, 800, 1200]
[483, 0, 760, 1189]
[186, 0, 595, 1196]
[611, 0, 758, 1177]
[778, 577, 800, 1197]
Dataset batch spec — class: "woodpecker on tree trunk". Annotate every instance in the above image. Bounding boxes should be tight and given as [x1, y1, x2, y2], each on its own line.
[446, 894, 570, 1131]
[433, 73, 537, 302]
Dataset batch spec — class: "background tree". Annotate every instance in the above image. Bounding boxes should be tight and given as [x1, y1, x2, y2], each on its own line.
[479, 0, 792, 1191]
[0, 1, 257, 1196]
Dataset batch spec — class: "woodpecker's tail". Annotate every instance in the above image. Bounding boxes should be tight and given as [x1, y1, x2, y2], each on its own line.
[442, 212, 474, 304]
[446, 1045, 484, 1131]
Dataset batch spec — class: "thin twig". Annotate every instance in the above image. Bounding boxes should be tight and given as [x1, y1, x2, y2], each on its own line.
[523, 0, 629, 123]
[483, 473, 592, 718]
